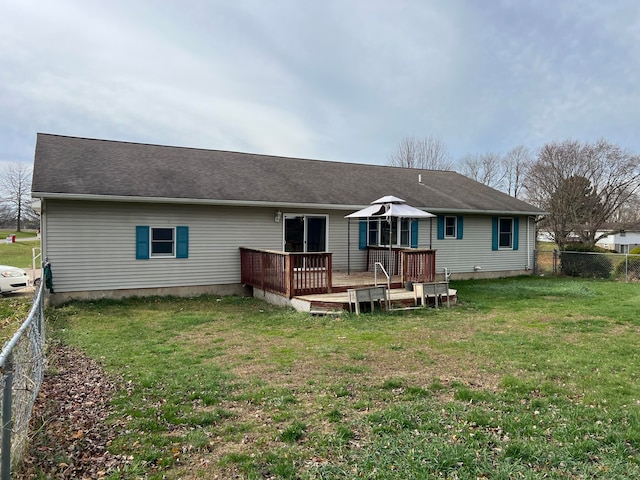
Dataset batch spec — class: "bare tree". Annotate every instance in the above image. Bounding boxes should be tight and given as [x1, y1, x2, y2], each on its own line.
[525, 139, 640, 249]
[388, 136, 454, 170]
[459, 152, 505, 190]
[0, 162, 34, 232]
[503, 145, 530, 199]
[613, 192, 640, 226]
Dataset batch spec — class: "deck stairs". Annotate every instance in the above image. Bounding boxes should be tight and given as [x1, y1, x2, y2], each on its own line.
[300, 287, 425, 315]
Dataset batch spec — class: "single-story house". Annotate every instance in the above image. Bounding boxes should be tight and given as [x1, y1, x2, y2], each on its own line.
[596, 230, 640, 253]
[32, 133, 545, 305]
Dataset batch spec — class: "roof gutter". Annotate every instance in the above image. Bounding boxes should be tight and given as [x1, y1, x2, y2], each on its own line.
[31, 191, 547, 216]
[31, 192, 375, 211]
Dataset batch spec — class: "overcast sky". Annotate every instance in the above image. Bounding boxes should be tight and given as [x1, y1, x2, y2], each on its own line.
[2, 0, 639, 171]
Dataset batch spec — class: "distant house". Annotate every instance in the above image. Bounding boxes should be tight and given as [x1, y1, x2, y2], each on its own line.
[32, 134, 545, 304]
[596, 230, 640, 253]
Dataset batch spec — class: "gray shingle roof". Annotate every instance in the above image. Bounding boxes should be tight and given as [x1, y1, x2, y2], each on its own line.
[32, 133, 545, 214]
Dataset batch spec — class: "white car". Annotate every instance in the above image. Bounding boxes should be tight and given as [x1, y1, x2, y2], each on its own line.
[0, 265, 31, 294]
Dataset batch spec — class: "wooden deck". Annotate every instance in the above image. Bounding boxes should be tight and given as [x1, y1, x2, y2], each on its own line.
[330, 270, 404, 290]
[296, 287, 418, 312]
[294, 271, 456, 313]
[240, 248, 436, 298]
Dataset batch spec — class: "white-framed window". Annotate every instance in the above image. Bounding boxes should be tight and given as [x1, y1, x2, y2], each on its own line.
[368, 218, 412, 247]
[492, 216, 519, 251]
[136, 225, 189, 259]
[151, 227, 175, 257]
[368, 220, 378, 246]
[437, 215, 464, 240]
[444, 216, 457, 238]
[498, 217, 514, 249]
[400, 218, 410, 246]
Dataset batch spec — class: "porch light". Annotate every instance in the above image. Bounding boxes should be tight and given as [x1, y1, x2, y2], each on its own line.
[274, 211, 282, 223]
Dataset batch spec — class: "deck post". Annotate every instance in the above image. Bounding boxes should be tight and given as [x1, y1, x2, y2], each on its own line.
[260, 251, 267, 290]
[285, 254, 293, 298]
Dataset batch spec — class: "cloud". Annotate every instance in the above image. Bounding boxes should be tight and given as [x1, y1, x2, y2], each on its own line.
[1, 0, 639, 168]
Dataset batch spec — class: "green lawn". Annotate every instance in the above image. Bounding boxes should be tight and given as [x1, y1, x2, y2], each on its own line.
[0, 231, 40, 269]
[0, 234, 40, 342]
[0, 229, 38, 239]
[29, 277, 640, 478]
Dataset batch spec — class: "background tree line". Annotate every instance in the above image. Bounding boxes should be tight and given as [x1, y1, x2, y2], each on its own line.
[388, 136, 640, 250]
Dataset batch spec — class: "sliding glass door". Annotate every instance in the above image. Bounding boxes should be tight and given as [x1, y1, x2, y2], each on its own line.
[284, 215, 328, 269]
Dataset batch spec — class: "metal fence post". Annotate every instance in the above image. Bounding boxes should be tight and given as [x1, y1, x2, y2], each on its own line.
[1, 354, 13, 480]
[0, 282, 47, 475]
[626, 254, 629, 283]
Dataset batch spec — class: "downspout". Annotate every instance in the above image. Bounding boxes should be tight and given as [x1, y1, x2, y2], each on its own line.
[527, 216, 532, 270]
[347, 218, 351, 275]
[40, 199, 46, 267]
[429, 217, 433, 249]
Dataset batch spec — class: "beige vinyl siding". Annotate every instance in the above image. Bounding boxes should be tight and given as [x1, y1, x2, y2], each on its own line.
[333, 212, 367, 271]
[44, 200, 284, 293]
[42, 199, 534, 294]
[428, 214, 535, 274]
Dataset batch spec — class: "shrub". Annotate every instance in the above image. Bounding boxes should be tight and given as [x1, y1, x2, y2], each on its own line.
[613, 249, 640, 281]
[562, 244, 610, 253]
[560, 244, 612, 279]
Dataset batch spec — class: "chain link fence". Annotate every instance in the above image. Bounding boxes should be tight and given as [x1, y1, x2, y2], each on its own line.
[535, 250, 640, 282]
[0, 282, 46, 478]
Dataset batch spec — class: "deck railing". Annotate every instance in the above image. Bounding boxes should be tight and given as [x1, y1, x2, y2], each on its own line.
[366, 247, 404, 275]
[240, 248, 332, 297]
[402, 249, 436, 284]
[366, 247, 436, 283]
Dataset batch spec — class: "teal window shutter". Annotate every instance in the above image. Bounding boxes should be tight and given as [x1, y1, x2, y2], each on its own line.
[176, 226, 189, 258]
[437, 216, 444, 240]
[410, 219, 419, 248]
[456, 216, 464, 240]
[359, 221, 367, 250]
[491, 217, 499, 251]
[136, 226, 149, 259]
[513, 218, 519, 250]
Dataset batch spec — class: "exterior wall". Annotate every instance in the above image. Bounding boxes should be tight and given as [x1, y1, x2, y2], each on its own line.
[338, 214, 535, 277]
[428, 214, 535, 277]
[41, 199, 534, 299]
[333, 212, 367, 271]
[42, 200, 366, 296]
[42, 200, 285, 293]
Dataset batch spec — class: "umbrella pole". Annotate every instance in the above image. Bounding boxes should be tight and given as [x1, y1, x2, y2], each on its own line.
[388, 215, 393, 276]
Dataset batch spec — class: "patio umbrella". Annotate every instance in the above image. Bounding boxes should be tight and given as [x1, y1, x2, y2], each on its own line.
[345, 196, 435, 275]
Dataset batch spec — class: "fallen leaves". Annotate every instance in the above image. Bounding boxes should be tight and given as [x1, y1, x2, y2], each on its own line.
[17, 343, 132, 479]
